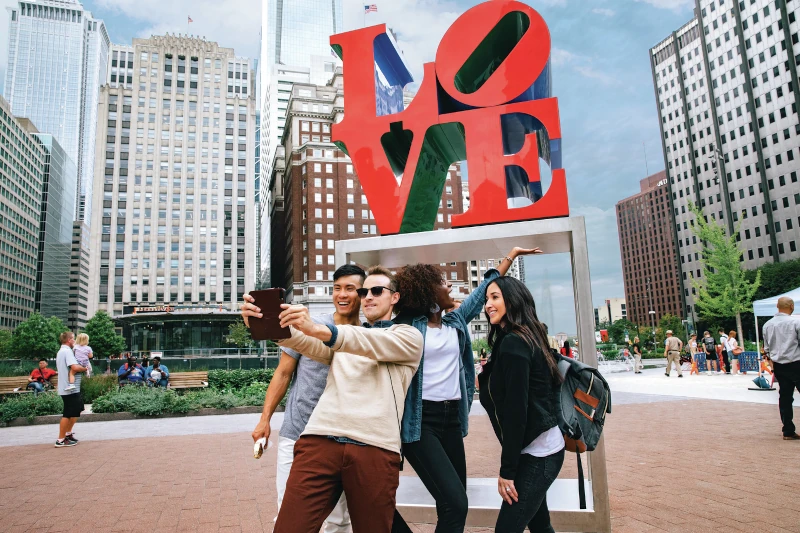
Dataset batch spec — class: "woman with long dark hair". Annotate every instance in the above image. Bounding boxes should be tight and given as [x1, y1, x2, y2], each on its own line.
[478, 277, 564, 533]
[391, 248, 541, 532]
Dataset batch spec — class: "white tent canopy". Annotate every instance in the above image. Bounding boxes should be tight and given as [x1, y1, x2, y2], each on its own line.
[753, 286, 800, 317]
[753, 286, 800, 359]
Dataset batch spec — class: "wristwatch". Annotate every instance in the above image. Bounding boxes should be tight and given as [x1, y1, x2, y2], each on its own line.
[499, 256, 514, 263]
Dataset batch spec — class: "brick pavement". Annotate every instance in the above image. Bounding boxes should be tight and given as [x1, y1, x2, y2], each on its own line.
[0, 400, 797, 532]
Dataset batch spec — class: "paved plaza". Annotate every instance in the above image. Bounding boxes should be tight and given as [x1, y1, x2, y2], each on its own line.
[0, 367, 798, 532]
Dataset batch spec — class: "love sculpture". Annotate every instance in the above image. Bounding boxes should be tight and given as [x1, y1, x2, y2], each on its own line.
[330, 0, 568, 235]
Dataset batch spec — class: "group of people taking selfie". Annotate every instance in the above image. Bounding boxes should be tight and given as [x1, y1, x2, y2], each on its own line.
[240, 246, 565, 533]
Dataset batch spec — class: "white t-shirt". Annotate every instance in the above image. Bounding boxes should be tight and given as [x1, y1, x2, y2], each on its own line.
[522, 426, 565, 457]
[421, 324, 461, 402]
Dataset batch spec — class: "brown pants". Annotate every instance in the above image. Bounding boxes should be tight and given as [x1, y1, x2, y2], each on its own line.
[274, 435, 401, 533]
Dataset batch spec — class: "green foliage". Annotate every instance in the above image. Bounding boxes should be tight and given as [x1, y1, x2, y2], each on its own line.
[0, 392, 63, 423]
[225, 319, 254, 348]
[607, 319, 638, 345]
[472, 338, 489, 359]
[80, 375, 118, 404]
[92, 387, 191, 416]
[208, 368, 275, 390]
[655, 314, 687, 345]
[84, 311, 126, 360]
[8, 313, 67, 359]
[0, 330, 12, 359]
[744, 257, 800, 300]
[0, 360, 39, 377]
[688, 205, 760, 336]
[182, 389, 243, 410]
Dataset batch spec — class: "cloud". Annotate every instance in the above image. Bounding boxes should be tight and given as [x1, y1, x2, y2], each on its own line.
[548, 47, 619, 86]
[591, 8, 615, 17]
[634, 0, 694, 11]
[93, 0, 261, 59]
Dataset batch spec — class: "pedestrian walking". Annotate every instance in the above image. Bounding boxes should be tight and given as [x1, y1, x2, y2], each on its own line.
[663, 330, 683, 377]
[632, 336, 643, 374]
[718, 328, 731, 374]
[702, 331, 720, 374]
[761, 296, 800, 441]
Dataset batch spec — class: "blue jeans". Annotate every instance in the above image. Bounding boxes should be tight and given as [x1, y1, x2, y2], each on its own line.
[27, 382, 44, 394]
[495, 449, 565, 533]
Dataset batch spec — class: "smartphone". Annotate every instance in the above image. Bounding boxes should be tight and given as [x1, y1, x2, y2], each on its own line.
[248, 288, 291, 341]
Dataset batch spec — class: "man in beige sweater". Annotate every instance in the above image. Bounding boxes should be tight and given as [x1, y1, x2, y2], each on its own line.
[273, 266, 424, 533]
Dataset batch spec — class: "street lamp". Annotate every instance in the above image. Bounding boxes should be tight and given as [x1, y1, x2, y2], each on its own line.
[646, 277, 656, 348]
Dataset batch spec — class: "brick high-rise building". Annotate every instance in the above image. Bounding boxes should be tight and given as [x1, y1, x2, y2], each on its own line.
[269, 68, 468, 314]
[616, 171, 683, 327]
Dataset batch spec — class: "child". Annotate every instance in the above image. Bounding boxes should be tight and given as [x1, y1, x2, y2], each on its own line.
[65, 333, 93, 391]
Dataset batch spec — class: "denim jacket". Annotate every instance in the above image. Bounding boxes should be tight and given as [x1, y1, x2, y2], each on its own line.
[396, 269, 501, 443]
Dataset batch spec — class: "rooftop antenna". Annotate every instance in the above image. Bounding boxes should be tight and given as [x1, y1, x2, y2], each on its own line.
[642, 141, 649, 177]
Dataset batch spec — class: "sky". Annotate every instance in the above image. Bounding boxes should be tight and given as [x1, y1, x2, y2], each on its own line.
[0, 0, 698, 334]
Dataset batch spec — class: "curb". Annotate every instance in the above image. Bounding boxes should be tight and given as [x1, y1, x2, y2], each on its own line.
[1, 405, 284, 428]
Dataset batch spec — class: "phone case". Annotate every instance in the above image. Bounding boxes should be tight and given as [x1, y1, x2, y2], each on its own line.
[248, 288, 291, 341]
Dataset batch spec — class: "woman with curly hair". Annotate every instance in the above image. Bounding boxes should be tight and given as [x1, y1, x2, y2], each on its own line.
[391, 247, 543, 533]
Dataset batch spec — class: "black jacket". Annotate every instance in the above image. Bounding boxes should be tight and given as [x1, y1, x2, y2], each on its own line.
[478, 332, 560, 479]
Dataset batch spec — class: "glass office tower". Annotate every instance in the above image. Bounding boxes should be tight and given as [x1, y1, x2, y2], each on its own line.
[260, 0, 343, 287]
[33, 134, 78, 324]
[4, 0, 109, 224]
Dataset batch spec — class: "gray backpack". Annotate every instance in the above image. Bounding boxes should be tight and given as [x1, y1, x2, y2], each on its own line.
[555, 354, 612, 509]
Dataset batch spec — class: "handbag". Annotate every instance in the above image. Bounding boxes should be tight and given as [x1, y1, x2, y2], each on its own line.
[732, 346, 744, 355]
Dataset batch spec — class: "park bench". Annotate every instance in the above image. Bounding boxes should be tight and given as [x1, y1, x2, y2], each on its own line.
[167, 371, 208, 390]
[0, 375, 59, 395]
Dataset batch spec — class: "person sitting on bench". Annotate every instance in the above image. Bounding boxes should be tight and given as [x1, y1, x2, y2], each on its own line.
[27, 359, 56, 394]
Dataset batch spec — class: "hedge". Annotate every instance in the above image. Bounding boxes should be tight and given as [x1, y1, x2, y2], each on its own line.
[208, 369, 275, 391]
[0, 392, 63, 423]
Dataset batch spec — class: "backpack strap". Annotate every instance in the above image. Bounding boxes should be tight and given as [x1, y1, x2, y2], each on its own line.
[576, 452, 586, 510]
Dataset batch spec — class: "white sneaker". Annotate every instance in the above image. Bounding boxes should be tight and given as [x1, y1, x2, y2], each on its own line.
[64, 383, 76, 391]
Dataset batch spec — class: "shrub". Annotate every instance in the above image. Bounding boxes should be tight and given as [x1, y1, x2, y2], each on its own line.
[0, 392, 63, 423]
[183, 389, 244, 410]
[92, 387, 190, 416]
[208, 368, 275, 391]
[81, 375, 118, 404]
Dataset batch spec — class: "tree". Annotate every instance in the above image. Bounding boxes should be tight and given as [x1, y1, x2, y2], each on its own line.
[226, 319, 254, 350]
[472, 337, 490, 357]
[607, 319, 637, 345]
[8, 313, 67, 359]
[689, 204, 760, 342]
[655, 314, 687, 346]
[0, 329, 13, 359]
[84, 310, 126, 360]
[744, 257, 800, 300]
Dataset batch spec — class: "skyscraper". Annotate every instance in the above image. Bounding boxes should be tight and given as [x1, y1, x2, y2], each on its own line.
[87, 34, 257, 317]
[616, 171, 683, 326]
[260, 0, 343, 287]
[4, 0, 109, 224]
[0, 96, 45, 330]
[650, 2, 800, 320]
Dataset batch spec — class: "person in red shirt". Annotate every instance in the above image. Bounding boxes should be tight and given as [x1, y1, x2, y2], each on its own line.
[27, 359, 57, 394]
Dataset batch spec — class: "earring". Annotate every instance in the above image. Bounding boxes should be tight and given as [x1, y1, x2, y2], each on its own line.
[430, 303, 441, 314]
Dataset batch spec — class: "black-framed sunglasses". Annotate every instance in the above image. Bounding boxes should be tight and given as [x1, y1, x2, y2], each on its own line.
[356, 286, 396, 298]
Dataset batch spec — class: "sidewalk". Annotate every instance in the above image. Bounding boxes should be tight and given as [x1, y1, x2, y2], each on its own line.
[0, 387, 797, 532]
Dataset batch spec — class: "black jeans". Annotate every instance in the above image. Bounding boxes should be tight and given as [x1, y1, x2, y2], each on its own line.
[392, 400, 468, 533]
[720, 350, 731, 373]
[773, 361, 800, 436]
[495, 449, 565, 533]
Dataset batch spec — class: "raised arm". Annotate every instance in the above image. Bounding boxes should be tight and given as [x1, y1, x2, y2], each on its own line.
[454, 247, 543, 324]
[278, 327, 334, 366]
[327, 324, 423, 367]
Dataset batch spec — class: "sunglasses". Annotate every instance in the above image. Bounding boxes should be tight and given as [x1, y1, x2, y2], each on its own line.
[356, 286, 396, 298]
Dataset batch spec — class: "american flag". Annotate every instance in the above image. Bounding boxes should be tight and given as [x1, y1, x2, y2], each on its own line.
[188, 16, 193, 23]
[364, 4, 377, 13]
